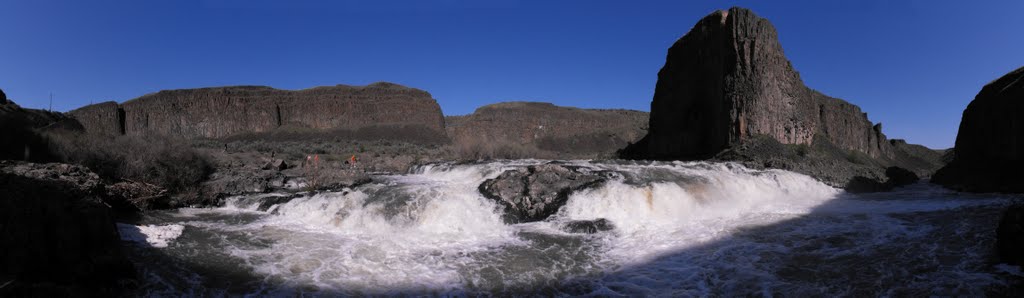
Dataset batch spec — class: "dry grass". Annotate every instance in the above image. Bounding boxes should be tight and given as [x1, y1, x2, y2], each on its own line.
[45, 131, 213, 192]
[455, 137, 549, 160]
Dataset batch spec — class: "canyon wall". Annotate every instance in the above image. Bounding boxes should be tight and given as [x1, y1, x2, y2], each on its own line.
[625, 7, 897, 161]
[451, 102, 648, 158]
[70, 82, 447, 142]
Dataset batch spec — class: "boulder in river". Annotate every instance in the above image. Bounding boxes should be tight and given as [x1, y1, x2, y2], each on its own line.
[561, 218, 615, 234]
[478, 164, 608, 223]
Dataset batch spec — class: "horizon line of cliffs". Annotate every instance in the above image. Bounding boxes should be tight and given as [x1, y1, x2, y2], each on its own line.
[70, 82, 447, 141]
[56, 7, 1020, 194]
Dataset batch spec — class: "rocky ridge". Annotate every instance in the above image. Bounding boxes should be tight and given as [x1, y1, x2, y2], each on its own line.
[69, 82, 447, 143]
[451, 102, 648, 159]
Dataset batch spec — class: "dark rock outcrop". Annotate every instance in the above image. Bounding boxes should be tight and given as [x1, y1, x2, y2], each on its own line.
[997, 205, 1024, 266]
[621, 7, 942, 190]
[844, 167, 920, 194]
[0, 161, 134, 296]
[0, 96, 82, 162]
[69, 82, 447, 143]
[561, 218, 615, 234]
[0, 88, 7, 104]
[200, 159, 370, 202]
[478, 164, 609, 223]
[451, 102, 648, 159]
[933, 66, 1024, 193]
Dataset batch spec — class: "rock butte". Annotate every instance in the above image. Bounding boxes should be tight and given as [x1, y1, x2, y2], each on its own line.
[623, 7, 896, 160]
[70, 82, 447, 143]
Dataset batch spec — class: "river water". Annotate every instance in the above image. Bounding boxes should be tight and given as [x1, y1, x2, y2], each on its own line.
[118, 160, 1023, 296]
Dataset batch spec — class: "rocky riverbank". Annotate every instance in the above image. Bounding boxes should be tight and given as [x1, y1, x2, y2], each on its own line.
[0, 161, 135, 296]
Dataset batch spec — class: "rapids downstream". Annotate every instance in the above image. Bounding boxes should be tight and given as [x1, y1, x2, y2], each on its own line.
[120, 161, 1023, 296]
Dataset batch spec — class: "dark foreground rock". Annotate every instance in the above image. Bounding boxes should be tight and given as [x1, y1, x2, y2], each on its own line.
[933, 66, 1024, 193]
[997, 205, 1024, 266]
[200, 157, 371, 203]
[620, 7, 943, 190]
[479, 164, 609, 223]
[0, 162, 134, 296]
[561, 218, 615, 234]
[844, 167, 920, 194]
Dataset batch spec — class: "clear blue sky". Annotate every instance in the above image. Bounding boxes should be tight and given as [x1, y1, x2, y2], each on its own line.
[2, 0, 1022, 149]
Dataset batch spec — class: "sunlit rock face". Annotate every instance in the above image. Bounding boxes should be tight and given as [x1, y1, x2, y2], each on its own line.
[70, 82, 447, 142]
[449, 102, 648, 158]
[624, 7, 893, 160]
[933, 66, 1024, 192]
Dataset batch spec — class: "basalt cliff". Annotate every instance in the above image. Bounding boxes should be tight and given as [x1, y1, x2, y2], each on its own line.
[449, 102, 648, 159]
[70, 82, 447, 143]
[621, 7, 943, 189]
[933, 66, 1024, 192]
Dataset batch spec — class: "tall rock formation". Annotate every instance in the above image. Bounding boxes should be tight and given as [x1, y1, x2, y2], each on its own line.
[624, 7, 892, 160]
[450, 102, 648, 159]
[933, 66, 1024, 192]
[69, 82, 447, 143]
[1, 87, 7, 105]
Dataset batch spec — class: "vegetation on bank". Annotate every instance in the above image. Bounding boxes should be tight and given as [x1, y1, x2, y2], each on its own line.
[43, 131, 213, 193]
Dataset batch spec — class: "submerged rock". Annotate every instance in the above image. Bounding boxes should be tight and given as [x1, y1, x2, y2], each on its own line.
[479, 164, 608, 223]
[997, 205, 1024, 266]
[561, 218, 615, 234]
[933, 66, 1024, 193]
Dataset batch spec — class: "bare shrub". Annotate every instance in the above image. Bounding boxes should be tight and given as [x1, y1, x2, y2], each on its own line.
[45, 131, 212, 192]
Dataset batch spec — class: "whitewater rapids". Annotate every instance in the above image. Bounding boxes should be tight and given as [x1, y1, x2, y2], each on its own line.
[123, 160, 1022, 296]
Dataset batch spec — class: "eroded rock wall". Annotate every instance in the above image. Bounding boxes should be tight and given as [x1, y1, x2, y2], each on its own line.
[628, 7, 897, 161]
[68, 101, 123, 136]
[70, 82, 447, 142]
[450, 102, 648, 158]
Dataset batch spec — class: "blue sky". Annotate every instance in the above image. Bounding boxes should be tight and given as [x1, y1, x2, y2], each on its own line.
[2, 0, 1021, 149]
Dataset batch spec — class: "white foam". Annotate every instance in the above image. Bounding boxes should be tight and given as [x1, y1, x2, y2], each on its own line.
[118, 223, 185, 248]
[136, 160, 1015, 295]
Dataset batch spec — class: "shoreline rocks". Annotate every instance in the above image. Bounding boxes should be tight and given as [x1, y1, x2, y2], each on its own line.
[0, 161, 135, 296]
